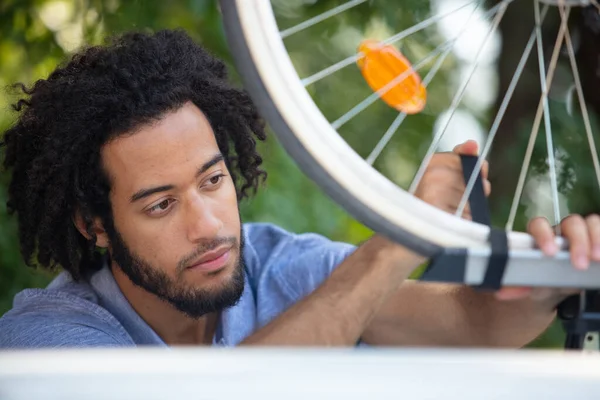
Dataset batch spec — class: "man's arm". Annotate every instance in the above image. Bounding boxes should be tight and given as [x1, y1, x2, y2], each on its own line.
[241, 235, 423, 346]
[361, 281, 557, 348]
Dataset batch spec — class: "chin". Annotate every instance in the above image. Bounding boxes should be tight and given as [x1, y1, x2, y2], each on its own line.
[193, 258, 239, 286]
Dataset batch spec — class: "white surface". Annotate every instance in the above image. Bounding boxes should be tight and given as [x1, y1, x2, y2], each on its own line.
[1, 347, 600, 399]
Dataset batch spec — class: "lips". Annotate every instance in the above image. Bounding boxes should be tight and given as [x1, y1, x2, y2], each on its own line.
[186, 246, 232, 272]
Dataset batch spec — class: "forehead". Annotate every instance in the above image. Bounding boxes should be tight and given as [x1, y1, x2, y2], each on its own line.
[102, 102, 219, 191]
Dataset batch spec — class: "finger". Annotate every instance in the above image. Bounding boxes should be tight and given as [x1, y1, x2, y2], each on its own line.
[527, 217, 558, 256]
[481, 160, 489, 179]
[495, 287, 532, 301]
[427, 154, 464, 173]
[417, 166, 489, 212]
[436, 184, 483, 214]
[418, 167, 466, 192]
[484, 179, 491, 197]
[451, 141, 489, 181]
[586, 214, 600, 261]
[452, 140, 479, 156]
[428, 153, 489, 183]
[562, 214, 590, 270]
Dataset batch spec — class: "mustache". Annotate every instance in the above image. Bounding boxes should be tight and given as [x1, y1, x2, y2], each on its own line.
[176, 236, 238, 274]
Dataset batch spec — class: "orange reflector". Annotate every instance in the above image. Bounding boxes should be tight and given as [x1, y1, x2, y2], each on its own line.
[357, 39, 426, 114]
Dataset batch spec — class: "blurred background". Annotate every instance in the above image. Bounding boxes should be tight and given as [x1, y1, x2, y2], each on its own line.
[2, 0, 600, 348]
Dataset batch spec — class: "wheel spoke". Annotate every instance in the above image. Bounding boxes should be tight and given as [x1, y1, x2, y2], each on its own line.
[456, 4, 551, 218]
[366, 113, 409, 166]
[280, 0, 368, 39]
[534, 0, 562, 228]
[506, 6, 571, 231]
[559, 2, 600, 194]
[301, 0, 488, 87]
[366, 4, 481, 166]
[408, 0, 510, 194]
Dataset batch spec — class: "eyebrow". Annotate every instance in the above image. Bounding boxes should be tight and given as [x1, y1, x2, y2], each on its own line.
[130, 153, 224, 203]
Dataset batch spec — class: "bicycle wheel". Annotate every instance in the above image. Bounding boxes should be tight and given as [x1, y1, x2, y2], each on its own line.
[220, 0, 600, 288]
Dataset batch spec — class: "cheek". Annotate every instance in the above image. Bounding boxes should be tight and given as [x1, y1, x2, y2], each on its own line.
[121, 219, 180, 265]
[218, 178, 241, 227]
[110, 200, 182, 270]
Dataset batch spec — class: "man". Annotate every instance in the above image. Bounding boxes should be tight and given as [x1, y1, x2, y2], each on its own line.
[0, 29, 596, 348]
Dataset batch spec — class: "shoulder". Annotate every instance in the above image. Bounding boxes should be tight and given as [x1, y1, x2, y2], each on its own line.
[243, 222, 355, 268]
[243, 222, 356, 256]
[0, 287, 134, 349]
[242, 222, 356, 297]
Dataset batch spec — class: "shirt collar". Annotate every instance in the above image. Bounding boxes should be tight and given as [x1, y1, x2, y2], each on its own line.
[89, 257, 257, 347]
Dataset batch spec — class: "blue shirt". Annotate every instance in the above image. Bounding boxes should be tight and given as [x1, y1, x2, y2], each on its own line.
[0, 223, 355, 348]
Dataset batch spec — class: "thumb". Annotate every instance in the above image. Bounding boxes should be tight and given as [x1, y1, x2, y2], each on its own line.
[452, 140, 479, 156]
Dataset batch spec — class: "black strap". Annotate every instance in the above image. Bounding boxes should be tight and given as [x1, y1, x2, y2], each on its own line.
[459, 154, 508, 290]
[478, 228, 509, 290]
[460, 155, 491, 226]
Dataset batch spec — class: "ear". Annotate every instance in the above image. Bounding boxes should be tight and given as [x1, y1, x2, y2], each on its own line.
[72, 210, 110, 248]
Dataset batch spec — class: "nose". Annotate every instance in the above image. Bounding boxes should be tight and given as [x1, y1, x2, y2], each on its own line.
[184, 192, 223, 243]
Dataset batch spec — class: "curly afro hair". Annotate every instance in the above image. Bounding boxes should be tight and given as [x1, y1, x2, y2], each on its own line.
[1, 29, 267, 280]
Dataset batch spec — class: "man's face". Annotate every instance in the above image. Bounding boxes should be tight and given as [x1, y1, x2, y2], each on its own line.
[100, 102, 244, 318]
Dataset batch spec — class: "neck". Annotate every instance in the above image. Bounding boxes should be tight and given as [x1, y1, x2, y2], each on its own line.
[110, 262, 218, 345]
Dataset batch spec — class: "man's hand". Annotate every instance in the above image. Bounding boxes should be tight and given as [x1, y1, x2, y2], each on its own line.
[414, 140, 490, 219]
[495, 214, 600, 302]
[414, 139, 585, 306]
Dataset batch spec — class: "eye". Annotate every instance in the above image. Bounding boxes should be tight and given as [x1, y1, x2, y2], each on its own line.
[204, 174, 226, 189]
[147, 198, 175, 216]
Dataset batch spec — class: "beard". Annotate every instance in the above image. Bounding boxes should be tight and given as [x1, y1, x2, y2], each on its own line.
[106, 223, 246, 319]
